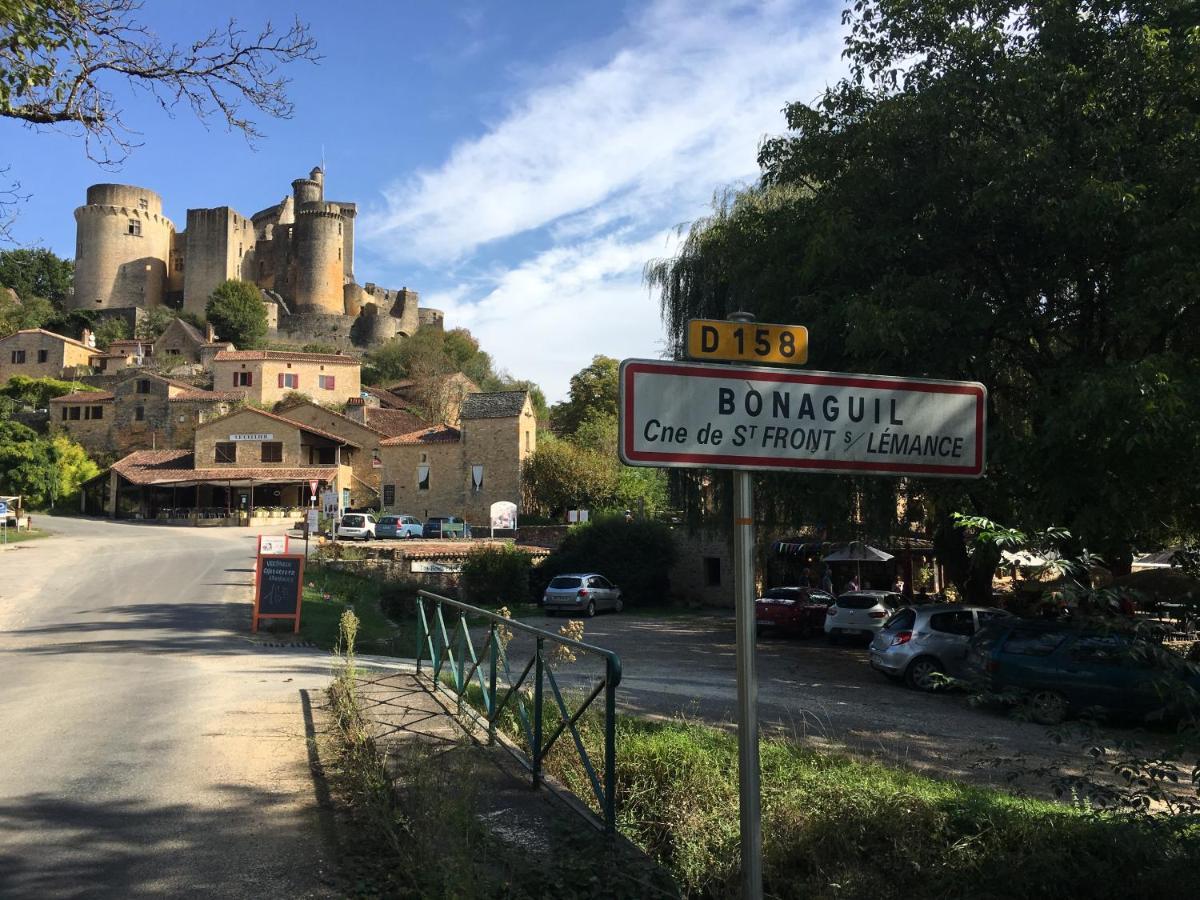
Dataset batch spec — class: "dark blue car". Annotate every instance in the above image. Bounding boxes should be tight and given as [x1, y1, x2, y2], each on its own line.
[965, 620, 1200, 725]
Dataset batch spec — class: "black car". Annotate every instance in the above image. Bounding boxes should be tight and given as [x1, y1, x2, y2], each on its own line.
[965, 620, 1200, 724]
[422, 516, 471, 539]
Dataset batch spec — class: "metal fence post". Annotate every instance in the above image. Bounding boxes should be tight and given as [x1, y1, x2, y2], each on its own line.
[604, 656, 617, 834]
[415, 597, 424, 676]
[533, 636, 544, 788]
[488, 624, 498, 745]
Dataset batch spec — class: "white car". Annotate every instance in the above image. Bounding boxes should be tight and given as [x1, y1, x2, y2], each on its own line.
[824, 590, 902, 643]
[337, 512, 376, 541]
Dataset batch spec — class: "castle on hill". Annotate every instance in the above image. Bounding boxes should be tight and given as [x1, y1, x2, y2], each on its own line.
[69, 166, 441, 349]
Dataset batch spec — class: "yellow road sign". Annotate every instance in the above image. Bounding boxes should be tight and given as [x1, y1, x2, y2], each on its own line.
[686, 319, 808, 365]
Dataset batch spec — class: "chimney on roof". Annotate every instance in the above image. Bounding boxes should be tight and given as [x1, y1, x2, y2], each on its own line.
[81, 328, 95, 348]
[205, 322, 216, 342]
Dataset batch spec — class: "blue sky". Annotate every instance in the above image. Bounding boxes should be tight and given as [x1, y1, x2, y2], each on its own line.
[4, 0, 847, 401]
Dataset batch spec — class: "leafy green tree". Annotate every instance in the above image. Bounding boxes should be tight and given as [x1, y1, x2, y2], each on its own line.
[521, 435, 618, 518]
[538, 517, 678, 608]
[0, 375, 97, 409]
[647, 0, 1200, 577]
[92, 315, 128, 350]
[135, 306, 176, 341]
[0, 419, 97, 508]
[549, 355, 619, 436]
[0, 289, 54, 336]
[206, 280, 267, 349]
[0, 247, 72, 305]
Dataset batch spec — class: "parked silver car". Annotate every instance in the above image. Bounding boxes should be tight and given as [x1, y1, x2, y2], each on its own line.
[824, 590, 902, 642]
[336, 512, 376, 541]
[543, 573, 622, 617]
[869, 604, 1012, 690]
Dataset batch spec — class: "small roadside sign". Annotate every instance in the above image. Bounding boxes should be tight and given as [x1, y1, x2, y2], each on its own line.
[252, 554, 305, 633]
[306, 508, 320, 533]
[619, 358, 986, 479]
[309, 479, 319, 498]
[0, 501, 7, 517]
[258, 535, 289, 555]
[686, 318, 808, 365]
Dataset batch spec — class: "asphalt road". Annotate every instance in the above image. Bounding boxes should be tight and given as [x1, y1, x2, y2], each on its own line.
[502, 610, 1179, 794]
[0, 516, 337, 899]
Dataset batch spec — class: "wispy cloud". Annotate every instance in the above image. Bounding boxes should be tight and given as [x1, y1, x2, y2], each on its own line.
[362, 0, 847, 400]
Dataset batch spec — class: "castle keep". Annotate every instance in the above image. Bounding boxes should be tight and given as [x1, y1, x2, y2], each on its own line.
[70, 167, 442, 348]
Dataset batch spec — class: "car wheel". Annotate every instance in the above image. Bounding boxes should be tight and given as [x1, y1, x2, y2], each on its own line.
[614, 597, 623, 613]
[905, 656, 944, 692]
[1029, 690, 1069, 726]
[586, 600, 596, 618]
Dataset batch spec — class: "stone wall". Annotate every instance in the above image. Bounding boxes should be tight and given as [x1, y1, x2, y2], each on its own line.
[72, 184, 174, 311]
[378, 439, 463, 520]
[50, 398, 112, 453]
[669, 529, 734, 607]
[0, 330, 95, 381]
[195, 407, 305, 468]
[275, 402, 383, 508]
[210, 356, 361, 406]
[182, 207, 252, 318]
[516, 525, 570, 549]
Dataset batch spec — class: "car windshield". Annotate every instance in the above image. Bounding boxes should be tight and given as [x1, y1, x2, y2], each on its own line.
[549, 577, 583, 589]
[379, 517, 398, 525]
[762, 588, 802, 601]
[837, 593, 883, 610]
[883, 608, 916, 632]
[342, 515, 364, 526]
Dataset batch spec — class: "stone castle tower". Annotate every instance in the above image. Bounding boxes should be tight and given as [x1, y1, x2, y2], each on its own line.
[70, 167, 440, 349]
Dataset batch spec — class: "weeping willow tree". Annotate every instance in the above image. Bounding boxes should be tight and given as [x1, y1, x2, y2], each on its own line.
[646, 0, 1200, 587]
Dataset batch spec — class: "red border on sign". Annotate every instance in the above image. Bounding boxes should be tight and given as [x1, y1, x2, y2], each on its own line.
[620, 360, 986, 478]
[252, 553, 305, 634]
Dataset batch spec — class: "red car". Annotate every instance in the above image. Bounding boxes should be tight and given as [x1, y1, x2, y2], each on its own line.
[755, 586, 836, 638]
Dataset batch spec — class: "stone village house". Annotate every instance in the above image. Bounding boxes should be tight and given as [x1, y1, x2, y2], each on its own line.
[210, 349, 361, 407]
[50, 370, 243, 458]
[0, 328, 96, 382]
[90, 405, 358, 520]
[377, 391, 537, 523]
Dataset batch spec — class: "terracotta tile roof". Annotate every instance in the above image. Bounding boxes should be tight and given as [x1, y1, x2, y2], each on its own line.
[111, 450, 195, 484]
[186, 466, 338, 483]
[273, 399, 389, 437]
[380, 425, 461, 446]
[201, 405, 363, 448]
[360, 385, 407, 409]
[168, 389, 246, 402]
[3, 328, 95, 352]
[51, 390, 113, 403]
[460, 391, 528, 419]
[165, 318, 205, 343]
[213, 349, 361, 365]
[111, 449, 337, 486]
[363, 406, 429, 436]
[399, 541, 550, 560]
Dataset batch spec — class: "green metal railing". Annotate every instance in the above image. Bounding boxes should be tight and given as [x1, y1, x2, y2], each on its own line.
[413, 590, 622, 833]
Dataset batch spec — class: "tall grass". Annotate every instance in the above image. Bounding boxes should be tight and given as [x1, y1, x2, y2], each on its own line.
[466, 685, 1200, 899]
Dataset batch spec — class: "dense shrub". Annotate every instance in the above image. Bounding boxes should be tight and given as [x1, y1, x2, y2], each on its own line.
[461, 544, 533, 607]
[0, 375, 98, 409]
[537, 516, 677, 607]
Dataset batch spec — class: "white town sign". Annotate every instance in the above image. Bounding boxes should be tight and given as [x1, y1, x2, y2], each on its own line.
[618, 359, 986, 479]
[229, 433, 274, 441]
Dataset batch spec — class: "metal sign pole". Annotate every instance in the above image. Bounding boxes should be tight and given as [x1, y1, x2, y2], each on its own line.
[733, 469, 762, 899]
[721, 309, 762, 899]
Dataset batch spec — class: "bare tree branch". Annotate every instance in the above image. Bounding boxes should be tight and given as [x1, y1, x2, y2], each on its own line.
[1, 0, 320, 165]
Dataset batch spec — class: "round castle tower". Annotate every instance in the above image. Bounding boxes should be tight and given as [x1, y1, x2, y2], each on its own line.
[72, 184, 174, 310]
[291, 204, 347, 315]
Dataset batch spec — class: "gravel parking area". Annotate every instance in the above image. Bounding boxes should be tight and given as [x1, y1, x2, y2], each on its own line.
[502, 610, 1190, 798]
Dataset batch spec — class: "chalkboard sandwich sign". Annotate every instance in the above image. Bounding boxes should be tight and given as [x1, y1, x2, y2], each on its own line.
[253, 553, 305, 633]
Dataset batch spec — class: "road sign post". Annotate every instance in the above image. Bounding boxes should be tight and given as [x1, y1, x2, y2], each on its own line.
[620, 326, 987, 900]
[731, 467, 761, 898]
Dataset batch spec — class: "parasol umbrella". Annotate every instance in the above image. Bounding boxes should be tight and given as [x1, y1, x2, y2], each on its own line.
[822, 541, 894, 588]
